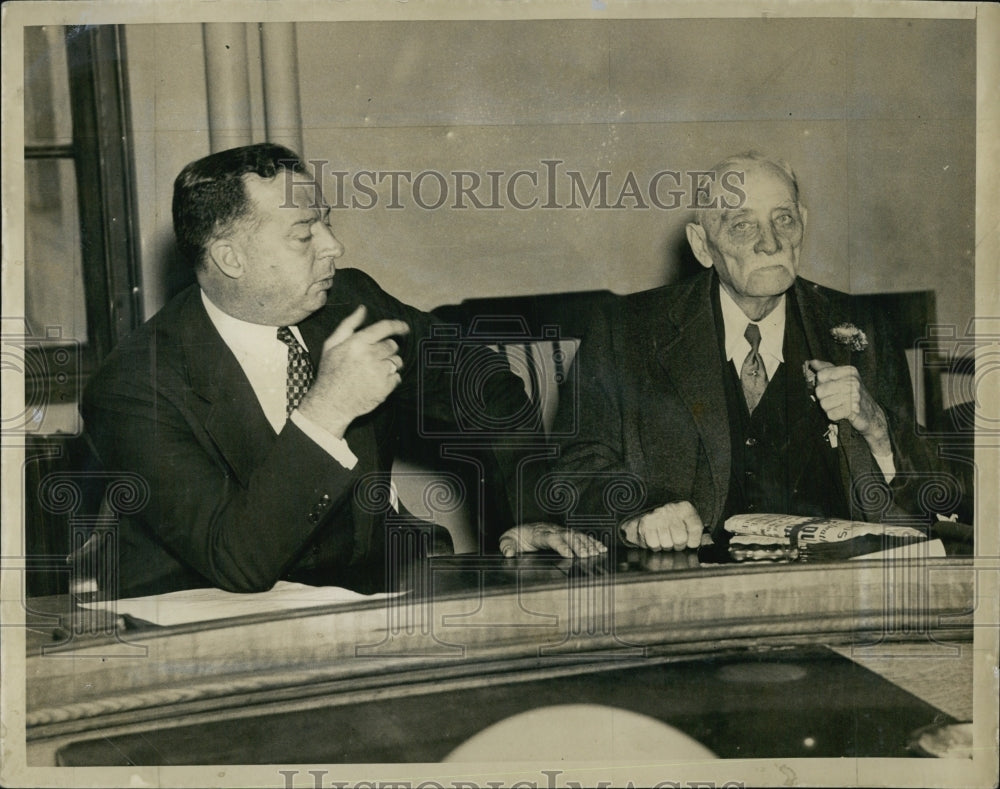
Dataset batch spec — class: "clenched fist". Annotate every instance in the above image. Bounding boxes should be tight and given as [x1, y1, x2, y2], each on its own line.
[619, 501, 703, 552]
[806, 359, 891, 457]
[297, 305, 409, 437]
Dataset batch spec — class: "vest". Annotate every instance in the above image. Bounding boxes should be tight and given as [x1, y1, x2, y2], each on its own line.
[712, 285, 851, 527]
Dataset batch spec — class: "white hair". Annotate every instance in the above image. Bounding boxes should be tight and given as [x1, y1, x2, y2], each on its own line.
[693, 151, 801, 228]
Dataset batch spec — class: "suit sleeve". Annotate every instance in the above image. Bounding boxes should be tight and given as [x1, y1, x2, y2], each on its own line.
[82, 341, 363, 593]
[333, 269, 535, 541]
[865, 303, 941, 521]
[525, 298, 653, 528]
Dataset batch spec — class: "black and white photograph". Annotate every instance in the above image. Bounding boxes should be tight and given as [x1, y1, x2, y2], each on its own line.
[2, 1, 998, 787]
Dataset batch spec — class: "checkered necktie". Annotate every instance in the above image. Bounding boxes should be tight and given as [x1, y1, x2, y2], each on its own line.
[740, 322, 768, 414]
[277, 326, 315, 417]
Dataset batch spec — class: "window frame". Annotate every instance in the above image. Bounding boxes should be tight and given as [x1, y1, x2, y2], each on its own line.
[23, 24, 142, 408]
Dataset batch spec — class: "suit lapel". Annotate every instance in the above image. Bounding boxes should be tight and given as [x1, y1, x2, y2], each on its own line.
[794, 280, 877, 518]
[795, 279, 851, 368]
[178, 288, 386, 557]
[180, 290, 277, 487]
[783, 290, 831, 495]
[654, 272, 730, 527]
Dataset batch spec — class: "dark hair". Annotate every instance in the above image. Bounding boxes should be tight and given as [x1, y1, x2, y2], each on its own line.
[172, 143, 305, 268]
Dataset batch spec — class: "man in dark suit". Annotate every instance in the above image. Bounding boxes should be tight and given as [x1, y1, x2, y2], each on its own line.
[536, 152, 936, 551]
[82, 143, 595, 597]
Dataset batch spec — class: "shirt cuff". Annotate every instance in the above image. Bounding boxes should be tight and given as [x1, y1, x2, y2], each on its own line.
[290, 409, 358, 470]
[873, 451, 896, 484]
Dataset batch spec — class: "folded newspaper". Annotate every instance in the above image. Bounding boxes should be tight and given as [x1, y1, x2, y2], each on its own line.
[724, 513, 934, 562]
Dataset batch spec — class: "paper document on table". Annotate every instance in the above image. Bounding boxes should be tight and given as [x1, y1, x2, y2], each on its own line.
[724, 513, 926, 543]
[79, 581, 405, 627]
[846, 539, 945, 561]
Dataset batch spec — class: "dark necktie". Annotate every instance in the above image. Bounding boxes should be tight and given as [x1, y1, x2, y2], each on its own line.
[277, 326, 315, 417]
[740, 322, 768, 414]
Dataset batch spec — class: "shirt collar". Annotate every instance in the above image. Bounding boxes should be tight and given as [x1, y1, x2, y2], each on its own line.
[718, 285, 786, 371]
[200, 290, 306, 358]
[201, 290, 282, 356]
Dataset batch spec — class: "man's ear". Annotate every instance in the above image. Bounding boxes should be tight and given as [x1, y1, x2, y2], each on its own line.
[799, 203, 808, 233]
[685, 222, 715, 270]
[206, 238, 245, 280]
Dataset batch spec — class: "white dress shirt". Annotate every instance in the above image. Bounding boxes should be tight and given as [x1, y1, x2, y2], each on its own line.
[200, 290, 358, 470]
[717, 286, 895, 482]
[718, 287, 785, 381]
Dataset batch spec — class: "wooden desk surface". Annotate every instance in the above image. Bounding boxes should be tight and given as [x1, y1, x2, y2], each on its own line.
[21, 553, 976, 764]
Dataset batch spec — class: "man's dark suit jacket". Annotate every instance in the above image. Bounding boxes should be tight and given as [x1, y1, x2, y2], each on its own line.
[82, 268, 525, 596]
[543, 270, 936, 536]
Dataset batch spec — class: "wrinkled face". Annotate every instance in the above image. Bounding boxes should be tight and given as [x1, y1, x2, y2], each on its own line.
[696, 164, 805, 301]
[229, 173, 344, 326]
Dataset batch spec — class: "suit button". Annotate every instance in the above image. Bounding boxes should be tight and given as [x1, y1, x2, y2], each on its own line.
[307, 512, 319, 524]
[745, 437, 758, 447]
[745, 470, 755, 479]
[747, 503, 756, 512]
[320, 494, 331, 503]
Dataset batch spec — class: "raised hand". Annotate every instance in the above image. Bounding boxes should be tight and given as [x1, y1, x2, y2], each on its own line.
[298, 305, 409, 437]
[806, 359, 891, 457]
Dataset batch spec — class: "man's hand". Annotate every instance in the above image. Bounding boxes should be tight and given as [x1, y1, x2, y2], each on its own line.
[807, 359, 892, 456]
[297, 305, 409, 437]
[619, 501, 703, 552]
[499, 523, 607, 558]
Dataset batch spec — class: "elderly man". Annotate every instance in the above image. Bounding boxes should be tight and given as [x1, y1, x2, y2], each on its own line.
[82, 143, 593, 596]
[533, 152, 936, 551]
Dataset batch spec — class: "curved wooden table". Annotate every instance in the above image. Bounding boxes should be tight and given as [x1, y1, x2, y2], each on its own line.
[23, 553, 975, 764]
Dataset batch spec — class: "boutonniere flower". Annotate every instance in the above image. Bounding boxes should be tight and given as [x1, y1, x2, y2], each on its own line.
[831, 323, 869, 352]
